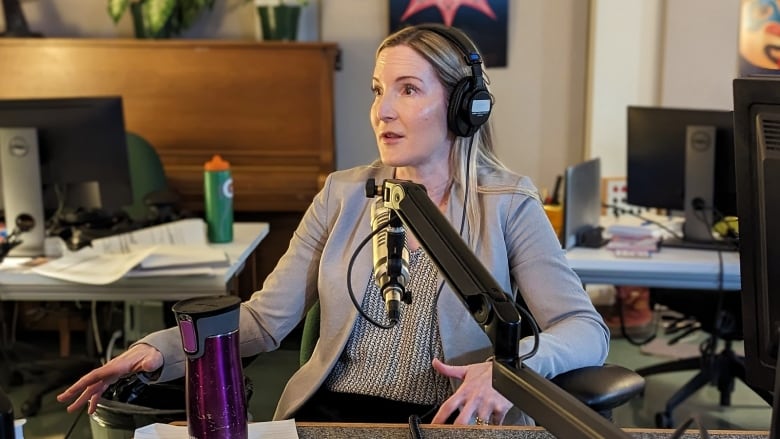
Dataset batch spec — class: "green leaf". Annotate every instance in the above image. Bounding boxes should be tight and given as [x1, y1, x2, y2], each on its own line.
[107, 0, 130, 23]
[177, 0, 197, 28]
[142, 0, 176, 36]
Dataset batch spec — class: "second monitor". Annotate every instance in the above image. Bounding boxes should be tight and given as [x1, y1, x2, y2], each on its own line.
[626, 106, 737, 251]
[0, 96, 133, 256]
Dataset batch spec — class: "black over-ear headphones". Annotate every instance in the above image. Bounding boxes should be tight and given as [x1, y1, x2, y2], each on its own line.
[415, 24, 493, 137]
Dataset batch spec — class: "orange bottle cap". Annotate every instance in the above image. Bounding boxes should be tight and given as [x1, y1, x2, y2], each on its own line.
[205, 154, 230, 171]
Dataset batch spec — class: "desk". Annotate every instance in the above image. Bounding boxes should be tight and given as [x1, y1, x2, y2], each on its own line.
[0, 222, 270, 302]
[294, 422, 767, 438]
[566, 246, 740, 291]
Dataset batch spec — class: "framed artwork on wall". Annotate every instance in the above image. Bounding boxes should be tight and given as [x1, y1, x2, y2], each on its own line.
[389, 0, 508, 67]
[739, 0, 780, 76]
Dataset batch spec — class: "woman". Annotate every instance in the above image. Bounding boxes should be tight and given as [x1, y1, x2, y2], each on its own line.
[57, 24, 609, 426]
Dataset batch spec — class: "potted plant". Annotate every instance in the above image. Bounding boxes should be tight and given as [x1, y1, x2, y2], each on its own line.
[107, 0, 217, 38]
[255, 0, 308, 41]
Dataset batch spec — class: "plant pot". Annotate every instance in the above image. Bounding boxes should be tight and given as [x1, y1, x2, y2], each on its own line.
[257, 5, 301, 41]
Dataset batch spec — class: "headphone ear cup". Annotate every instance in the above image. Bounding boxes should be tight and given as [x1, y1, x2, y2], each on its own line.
[448, 77, 475, 137]
[448, 77, 492, 138]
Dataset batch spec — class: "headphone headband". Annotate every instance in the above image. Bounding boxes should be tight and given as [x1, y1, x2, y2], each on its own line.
[414, 23, 483, 68]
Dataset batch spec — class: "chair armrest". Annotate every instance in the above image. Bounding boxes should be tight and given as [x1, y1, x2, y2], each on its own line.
[551, 364, 645, 412]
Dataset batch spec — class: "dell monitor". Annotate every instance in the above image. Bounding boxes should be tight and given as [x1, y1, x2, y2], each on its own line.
[626, 106, 737, 250]
[0, 96, 133, 256]
[733, 76, 780, 438]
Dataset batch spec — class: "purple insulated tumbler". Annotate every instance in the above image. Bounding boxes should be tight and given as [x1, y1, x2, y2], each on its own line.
[172, 296, 248, 439]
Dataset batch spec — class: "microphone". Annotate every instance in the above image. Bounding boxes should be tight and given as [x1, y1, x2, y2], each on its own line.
[371, 197, 410, 324]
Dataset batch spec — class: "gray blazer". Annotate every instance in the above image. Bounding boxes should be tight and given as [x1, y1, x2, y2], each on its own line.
[140, 164, 609, 423]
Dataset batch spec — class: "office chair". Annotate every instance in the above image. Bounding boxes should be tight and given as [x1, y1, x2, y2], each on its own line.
[299, 300, 645, 422]
[124, 131, 184, 225]
[637, 288, 773, 428]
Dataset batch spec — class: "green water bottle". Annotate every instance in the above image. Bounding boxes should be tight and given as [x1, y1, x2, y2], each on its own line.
[204, 154, 233, 243]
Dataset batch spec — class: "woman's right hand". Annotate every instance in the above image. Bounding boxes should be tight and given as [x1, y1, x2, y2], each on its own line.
[56, 343, 164, 415]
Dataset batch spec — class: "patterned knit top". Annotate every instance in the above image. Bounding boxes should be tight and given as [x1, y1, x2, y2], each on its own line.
[325, 248, 451, 405]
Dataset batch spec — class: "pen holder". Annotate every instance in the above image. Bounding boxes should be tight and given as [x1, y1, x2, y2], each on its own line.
[173, 296, 247, 439]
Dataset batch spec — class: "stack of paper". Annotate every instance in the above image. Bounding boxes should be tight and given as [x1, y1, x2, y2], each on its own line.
[31, 219, 229, 284]
[605, 224, 661, 258]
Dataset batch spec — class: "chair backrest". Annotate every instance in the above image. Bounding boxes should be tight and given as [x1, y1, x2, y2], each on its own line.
[124, 132, 169, 222]
[299, 301, 321, 366]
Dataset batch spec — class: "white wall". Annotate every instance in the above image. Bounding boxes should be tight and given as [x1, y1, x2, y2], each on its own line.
[586, 0, 664, 179]
[659, 1, 739, 109]
[587, 0, 741, 179]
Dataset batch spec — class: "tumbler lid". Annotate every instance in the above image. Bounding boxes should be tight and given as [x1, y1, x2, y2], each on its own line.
[172, 296, 241, 358]
[172, 295, 240, 318]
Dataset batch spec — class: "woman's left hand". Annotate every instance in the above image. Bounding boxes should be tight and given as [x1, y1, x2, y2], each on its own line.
[430, 358, 512, 425]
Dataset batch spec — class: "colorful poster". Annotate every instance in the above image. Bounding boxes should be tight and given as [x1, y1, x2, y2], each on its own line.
[739, 0, 780, 76]
[389, 0, 509, 67]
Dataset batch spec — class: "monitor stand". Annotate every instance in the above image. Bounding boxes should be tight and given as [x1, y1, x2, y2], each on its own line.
[663, 124, 739, 252]
[0, 128, 46, 257]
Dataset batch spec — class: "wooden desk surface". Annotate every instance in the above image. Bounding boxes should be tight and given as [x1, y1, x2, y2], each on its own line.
[295, 422, 768, 438]
[0, 222, 269, 301]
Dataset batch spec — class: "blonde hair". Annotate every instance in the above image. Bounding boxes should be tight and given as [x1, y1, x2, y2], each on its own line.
[377, 25, 521, 246]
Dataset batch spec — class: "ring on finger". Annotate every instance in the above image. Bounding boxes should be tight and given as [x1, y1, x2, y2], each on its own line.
[474, 415, 489, 426]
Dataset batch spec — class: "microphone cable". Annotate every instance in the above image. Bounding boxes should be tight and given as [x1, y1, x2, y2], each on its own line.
[345, 217, 397, 330]
[514, 291, 542, 363]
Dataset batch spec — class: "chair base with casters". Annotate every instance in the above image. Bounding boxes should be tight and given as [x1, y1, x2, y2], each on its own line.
[638, 288, 774, 428]
[5, 355, 98, 417]
[636, 338, 773, 428]
[0, 334, 98, 417]
[299, 301, 645, 422]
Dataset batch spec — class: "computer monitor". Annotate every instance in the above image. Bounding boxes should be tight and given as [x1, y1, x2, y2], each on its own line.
[626, 106, 737, 250]
[561, 158, 601, 250]
[0, 96, 133, 256]
[733, 77, 780, 438]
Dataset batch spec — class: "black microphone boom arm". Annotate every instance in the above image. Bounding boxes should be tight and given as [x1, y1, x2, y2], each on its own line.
[368, 178, 630, 439]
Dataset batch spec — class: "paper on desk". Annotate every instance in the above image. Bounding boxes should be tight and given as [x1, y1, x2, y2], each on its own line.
[138, 245, 227, 269]
[30, 246, 158, 285]
[30, 219, 226, 284]
[134, 419, 299, 438]
[124, 266, 216, 278]
[91, 218, 228, 270]
[91, 218, 209, 252]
